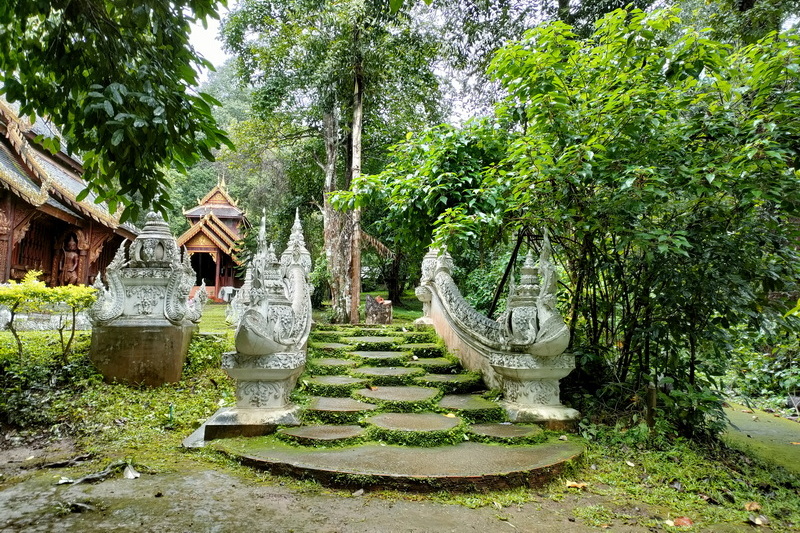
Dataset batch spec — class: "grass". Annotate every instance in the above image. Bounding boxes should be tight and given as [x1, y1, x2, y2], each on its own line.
[1, 317, 799, 530]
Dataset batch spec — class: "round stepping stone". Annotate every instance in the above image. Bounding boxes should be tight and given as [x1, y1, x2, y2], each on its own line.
[307, 396, 377, 413]
[356, 386, 440, 403]
[342, 336, 403, 344]
[406, 357, 458, 373]
[439, 394, 506, 423]
[304, 397, 377, 424]
[305, 376, 366, 397]
[349, 366, 425, 385]
[368, 413, 461, 432]
[310, 358, 358, 374]
[366, 413, 464, 447]
[469, 423, 545, 444]
[398, 343, 443, 357]
[414, 373, 483, 394]
[310, 342, 351, 351]
[350, 351, 411, 366]
[278, 425, 365, 445]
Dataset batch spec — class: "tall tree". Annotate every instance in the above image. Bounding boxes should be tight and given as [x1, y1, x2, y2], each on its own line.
[223, 0, 442, 322]
[341, 8, 800, 435]
[0, 0, 232, 220]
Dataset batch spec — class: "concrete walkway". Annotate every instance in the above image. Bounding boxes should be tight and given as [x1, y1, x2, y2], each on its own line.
[723, 404, 800, 474]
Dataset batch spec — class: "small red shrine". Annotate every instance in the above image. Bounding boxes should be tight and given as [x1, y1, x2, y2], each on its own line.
[177, 179, 248, 300]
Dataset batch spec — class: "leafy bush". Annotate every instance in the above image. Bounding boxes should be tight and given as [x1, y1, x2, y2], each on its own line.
[183, 333, 231, 376]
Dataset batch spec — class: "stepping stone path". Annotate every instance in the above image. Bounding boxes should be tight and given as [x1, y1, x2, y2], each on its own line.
[209, 324, 583, 490]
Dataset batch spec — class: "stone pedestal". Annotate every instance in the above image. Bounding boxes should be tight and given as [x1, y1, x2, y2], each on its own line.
[89, 323, 195, 386]
[365, 295, 392, 324]
[89, 212, 206, 387]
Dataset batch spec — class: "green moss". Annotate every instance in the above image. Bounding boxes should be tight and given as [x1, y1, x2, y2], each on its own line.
[438, 405, 507, 424]
[397, 343, 445, 358]
[352, 390, 441, 413]
[301, 378, 366, 397]
[347, 367, 426, 386]
[300, 408, 365, 426]
[367, 422, 467, 447]
[406, 356, 460, 374]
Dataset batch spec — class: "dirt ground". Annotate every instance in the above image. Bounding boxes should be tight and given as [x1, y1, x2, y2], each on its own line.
[0, 437, 667, 533]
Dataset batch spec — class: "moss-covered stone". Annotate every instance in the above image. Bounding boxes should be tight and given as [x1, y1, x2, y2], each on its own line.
[348, 366, 426, 386]
[303, 376, 367, 397]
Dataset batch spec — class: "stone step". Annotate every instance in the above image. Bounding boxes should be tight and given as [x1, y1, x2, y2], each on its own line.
[348, 366, 426, 386]
[307, 357, 359, 375]
[397, 343, 444, 357]
[277, 425, 366, 446]
[413, 372, 484, 394]
[468, 423, 545, 445]
[303, 396, 377, 425]
[366, 412, 464, 447]
[406, 356, 460, 373]
[349, 351, 411, 366]
[213, 438, 584, 491]
[341, 336, 404, 350]
[438, 394, 506, 423]
[353, 385, 441, 411]
[308, 341, 351, 352]
[304, 376, 367, 397]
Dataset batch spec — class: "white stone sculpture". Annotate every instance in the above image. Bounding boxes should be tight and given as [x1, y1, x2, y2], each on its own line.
[88, 211, 206, 386]
[415, 232, 579, 427]
[205, 210, 312, 438]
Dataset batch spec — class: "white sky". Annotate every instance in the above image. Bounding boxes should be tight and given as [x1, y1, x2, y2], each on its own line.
[189, 13, 230, 84]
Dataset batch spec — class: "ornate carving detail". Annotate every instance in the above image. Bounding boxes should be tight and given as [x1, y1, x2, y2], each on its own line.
[125, 286, 164, 315]
[237, 381, 292, 409]
[89, 243, 128, 324]
[223, 352, 305, 371]
[89, 212, 205, 326]
[504, 379, 561, 405]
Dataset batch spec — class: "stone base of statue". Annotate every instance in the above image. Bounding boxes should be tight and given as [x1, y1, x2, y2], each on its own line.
[89, 323, 196, 387]
[201, 351, 305, 440]
[202, 405, 302, 441]
[365, 295, 392, 324]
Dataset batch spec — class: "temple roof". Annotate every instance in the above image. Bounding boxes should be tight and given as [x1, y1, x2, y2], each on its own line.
[177, 211, 242, 262]
[184, 180, 245, 221]
[0, 99, 135, 238]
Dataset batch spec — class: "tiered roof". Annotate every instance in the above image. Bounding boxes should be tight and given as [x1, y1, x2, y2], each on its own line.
[177, 180, 247, 261]
[0, 99, 135, 237]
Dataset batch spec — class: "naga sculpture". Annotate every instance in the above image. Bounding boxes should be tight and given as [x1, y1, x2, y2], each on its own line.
[88, 211, 206, 386]
[205, 210, 312, 439]
[416, 232, 579, 427]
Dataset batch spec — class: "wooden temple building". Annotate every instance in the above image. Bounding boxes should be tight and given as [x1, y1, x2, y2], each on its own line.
[0, 100, 136, 286]
[177, 180, 248, 301]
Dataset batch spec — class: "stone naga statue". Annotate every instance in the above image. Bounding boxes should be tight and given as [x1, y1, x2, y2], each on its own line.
[416, 231, 578, 427]
[211, 209, 312, 433]
[88, 211, 206, 386]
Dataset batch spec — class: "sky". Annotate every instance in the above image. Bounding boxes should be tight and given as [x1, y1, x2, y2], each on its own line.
[189, 13, 230, 84]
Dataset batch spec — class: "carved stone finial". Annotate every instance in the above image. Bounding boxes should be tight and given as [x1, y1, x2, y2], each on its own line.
[281, 209, 312, 276]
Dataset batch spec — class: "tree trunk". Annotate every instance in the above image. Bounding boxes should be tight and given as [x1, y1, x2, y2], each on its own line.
[349, 63, 364, 324]
[321, 111, 351, 323]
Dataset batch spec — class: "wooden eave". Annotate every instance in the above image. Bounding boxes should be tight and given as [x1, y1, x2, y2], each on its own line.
[207, 211, 241, 242]
[196, 182, 240, 210]
[177, 213, 240, 260]
[0, 100, 122, 230]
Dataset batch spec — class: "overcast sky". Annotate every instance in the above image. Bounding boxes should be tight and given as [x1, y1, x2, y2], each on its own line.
[189, 13, 230, 84]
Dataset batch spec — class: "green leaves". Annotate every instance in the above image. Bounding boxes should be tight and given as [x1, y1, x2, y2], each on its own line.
[0, 0, 232, 221]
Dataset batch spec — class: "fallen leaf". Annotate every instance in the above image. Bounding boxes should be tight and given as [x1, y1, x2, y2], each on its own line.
[626, 460, 635, 467]
[565, 480, 587, 489]
[493, 501, 503, 510]
[669, 480, 683, 492]
[25, 456, 35, 461]
[790, 442, 800, 445]
[741, 409, 754, 413]
[558, 435, 568, 441]
[444, 413, 456, 418]
[368, 385, 378, 391]
[744, 501, 761, 512]
[664, 520, 674, 527]
[352, 489, 364, 497]
[673, 516, 693, 527]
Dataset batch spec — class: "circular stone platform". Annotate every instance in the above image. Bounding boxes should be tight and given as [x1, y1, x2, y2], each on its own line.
[350, 351, 411, 364]
[367, 413, 461, 432]
[214, 440, 584, 491]
[313, 357, 358, 369]
[469, 423, 544, 442]
[306, 397, 377, 413]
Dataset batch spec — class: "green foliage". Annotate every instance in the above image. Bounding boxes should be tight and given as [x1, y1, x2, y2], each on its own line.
[309, 254, 330, 309]
[184, 333, 231, 376]
[0, 271, 96, 361]
[0, 0, 233, 221]
[346, 7, 800, 437]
